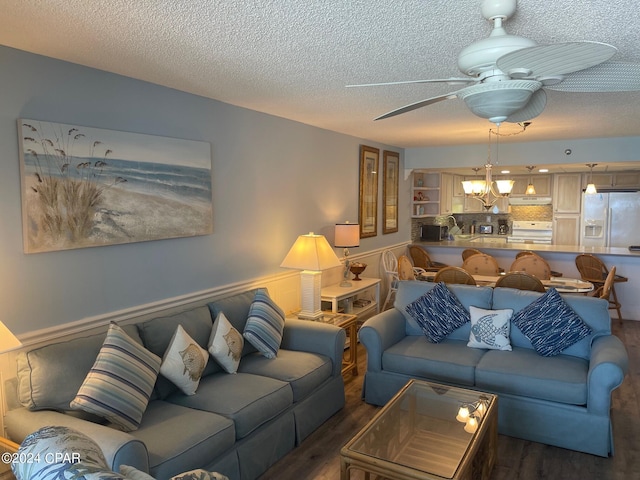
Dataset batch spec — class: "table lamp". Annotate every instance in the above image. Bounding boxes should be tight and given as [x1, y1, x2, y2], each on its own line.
[334, 222, 360, 287]
[281, 232, 342, 320]
[0, 321, 21, 353]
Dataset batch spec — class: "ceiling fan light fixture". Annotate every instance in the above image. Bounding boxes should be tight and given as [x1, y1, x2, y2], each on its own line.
[458, 81, 542, 124]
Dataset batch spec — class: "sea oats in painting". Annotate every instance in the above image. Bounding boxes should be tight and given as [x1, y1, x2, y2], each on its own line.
[18, 119, 212, 253]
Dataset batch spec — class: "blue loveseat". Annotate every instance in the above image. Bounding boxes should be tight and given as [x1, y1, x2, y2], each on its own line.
[4, 288, 346, 480]
[359, 280, 628, 457]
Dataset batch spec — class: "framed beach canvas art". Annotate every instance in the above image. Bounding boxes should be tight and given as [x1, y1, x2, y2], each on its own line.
[18, 119, 213, 253]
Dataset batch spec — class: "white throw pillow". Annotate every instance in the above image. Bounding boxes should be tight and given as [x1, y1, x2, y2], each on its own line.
[208, 312, 244, 373]
[467, 305, 513, 351]
[160, 325, 209, 395]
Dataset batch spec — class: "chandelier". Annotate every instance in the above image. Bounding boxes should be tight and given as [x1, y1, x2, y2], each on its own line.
[461, 128, 514, 211]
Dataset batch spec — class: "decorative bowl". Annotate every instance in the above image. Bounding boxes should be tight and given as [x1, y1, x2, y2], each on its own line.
[349, 262, 367, 281]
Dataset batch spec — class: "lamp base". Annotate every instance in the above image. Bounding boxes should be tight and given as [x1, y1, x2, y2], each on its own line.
[298, 270, 324, 320]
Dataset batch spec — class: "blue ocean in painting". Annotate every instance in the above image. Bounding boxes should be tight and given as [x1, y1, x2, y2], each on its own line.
[23, 154, 212, 204]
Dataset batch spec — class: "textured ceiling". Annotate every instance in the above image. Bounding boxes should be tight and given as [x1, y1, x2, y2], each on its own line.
[2, 0, 640, 148]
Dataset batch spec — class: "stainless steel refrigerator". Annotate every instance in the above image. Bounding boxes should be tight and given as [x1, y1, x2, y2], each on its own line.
[580, 191, 640, 247]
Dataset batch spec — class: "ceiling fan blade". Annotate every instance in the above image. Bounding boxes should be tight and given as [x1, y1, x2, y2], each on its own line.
[545, 62, 640, 92]
[374, 92, 459, 120]
[505, 89, 547, 123]
[497, 41, 618, 78]
[347, 78, 477, 88]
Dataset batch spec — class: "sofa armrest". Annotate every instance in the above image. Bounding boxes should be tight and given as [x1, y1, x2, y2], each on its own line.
[4, 408, 149, 473]
[281, 319, 346, 377]
[358, 309, 407, 373]
[587, 335, 629, 414]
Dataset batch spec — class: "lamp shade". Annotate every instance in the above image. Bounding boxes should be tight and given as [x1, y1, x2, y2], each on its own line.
[280, 233, 342, 271]
[0, 321, 21, 353]
[334, 223, 360, 248]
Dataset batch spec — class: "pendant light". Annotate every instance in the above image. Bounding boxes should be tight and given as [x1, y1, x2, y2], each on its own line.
[525, 166, 536, 195]
[585, 164, 598, 195]
[461, 127, 514, 210]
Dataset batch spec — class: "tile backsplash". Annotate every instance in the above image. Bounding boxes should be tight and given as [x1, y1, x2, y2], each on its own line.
[412, 204, 553, 241]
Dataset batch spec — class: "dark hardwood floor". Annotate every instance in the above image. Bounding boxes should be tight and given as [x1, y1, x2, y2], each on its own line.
[260, 320, 639, 480]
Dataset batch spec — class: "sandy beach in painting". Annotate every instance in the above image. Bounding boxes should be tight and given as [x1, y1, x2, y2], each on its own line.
[24, 176, 213, 253]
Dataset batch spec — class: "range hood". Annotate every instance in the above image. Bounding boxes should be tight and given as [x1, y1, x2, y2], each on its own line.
[509, 196, 553, 205]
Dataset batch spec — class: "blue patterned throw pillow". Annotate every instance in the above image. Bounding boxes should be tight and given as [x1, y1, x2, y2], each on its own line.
[405, 282, 470, 343]
[512, 288, 592, 357]
[243, 289, 286, 358]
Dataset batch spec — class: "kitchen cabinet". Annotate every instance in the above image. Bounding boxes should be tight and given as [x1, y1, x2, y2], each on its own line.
[553, 173, 582, 213]
[553, 214, 580, 245]
[452, 174, 465, 197]
[440, 173, 453, 215]
[585, 171, 640, 189]
[510, 174, 551, 197]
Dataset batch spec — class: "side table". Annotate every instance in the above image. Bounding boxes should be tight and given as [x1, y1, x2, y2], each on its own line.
[287, 312, 359, 377]
[321, 277, 381, 323]
[0, 437, 19, 480]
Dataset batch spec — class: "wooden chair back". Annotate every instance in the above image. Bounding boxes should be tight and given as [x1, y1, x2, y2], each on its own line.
[495, 271, 546, 292]
[408, 245, 431, 269]
[397, 255, 416, 281]
[575, 254, 607, 283]
[461, 248, 483, 261]
[434, 266, 477, 285]
[462, 253, 500, 276]
[510, 254, 552, 280]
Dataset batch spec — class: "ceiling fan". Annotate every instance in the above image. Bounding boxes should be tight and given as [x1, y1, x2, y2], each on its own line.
[349, 0, 640, 125]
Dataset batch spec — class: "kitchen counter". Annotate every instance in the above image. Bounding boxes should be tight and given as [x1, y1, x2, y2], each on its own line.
[413, 239, 640, 320]
[416, 238, 640, 257]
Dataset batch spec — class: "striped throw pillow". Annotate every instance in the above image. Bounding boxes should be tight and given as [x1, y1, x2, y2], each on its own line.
[70, 322, 161, 431]
[512, 288, 592, 357]
[243, 290, 285, 359]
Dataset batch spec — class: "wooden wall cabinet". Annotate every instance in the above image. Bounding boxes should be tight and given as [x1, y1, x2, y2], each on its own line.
[553, 214, 580, 246]
[553, 173, 582, 213]
[510, 175, 551, 197]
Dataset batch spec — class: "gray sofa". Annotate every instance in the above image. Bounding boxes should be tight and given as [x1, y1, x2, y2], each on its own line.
[359, 280, 628, 457]
[4, 288, 346, 480]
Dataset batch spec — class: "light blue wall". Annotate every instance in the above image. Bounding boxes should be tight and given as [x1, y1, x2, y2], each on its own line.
[406, 136, 640, 170]
[0, 46, 408, 335]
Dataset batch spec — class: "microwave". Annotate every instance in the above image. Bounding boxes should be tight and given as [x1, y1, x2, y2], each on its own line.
[421, 224, 449, 241]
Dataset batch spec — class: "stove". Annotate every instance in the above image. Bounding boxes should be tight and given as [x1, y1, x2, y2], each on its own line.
[508, 221, 553, 244]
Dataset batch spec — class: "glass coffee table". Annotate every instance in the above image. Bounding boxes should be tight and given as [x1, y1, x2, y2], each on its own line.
[341, 379, 498, 480]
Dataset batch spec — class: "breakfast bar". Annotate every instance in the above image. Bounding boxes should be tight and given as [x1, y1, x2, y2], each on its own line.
[413, 240, 640, 320]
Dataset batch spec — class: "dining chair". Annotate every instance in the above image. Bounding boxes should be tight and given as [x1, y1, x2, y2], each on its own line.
[515, 250, 563, 277]
[461, 253, 501, 276]
[433, 266, 477, 285]
[461, 248, 483, 261]
[381, 250, 399, 310]
[408, 245, 448, 272]
[495, 271, 546, 292]
[577, 253, 626, 320]
[509, 254, 552, 280]
[397, 255, 417, 281]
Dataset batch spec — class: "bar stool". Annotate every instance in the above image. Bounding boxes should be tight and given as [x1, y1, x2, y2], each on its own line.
[575, 254, 627, 321]
[408, 245, 448, 272]
[515, 251, 563, 277]
[462, 253, 501, 276]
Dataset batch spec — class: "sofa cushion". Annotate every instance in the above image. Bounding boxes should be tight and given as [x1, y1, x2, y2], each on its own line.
[467, 306, 513, 351]
[382, 336, 486, 386]
[16, 324, 141, 412]
[166, 372, 293, 440]
[130, 400, 235, 480]
[238, 349, 332, 402]
[405, 282, 470, 343]
[475, 347, 589, 405]
[170, 470, 229, 480]
[511, 288, 592, 357]
[395, 281, 492, 338]
[243, 290, 286, 358]
[120, 465, 156, 480]
[138, 306, 219, 399]
[160, 325, 209, 395]
[70, 323, 161, 431]
[208, 312, 243, 374]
